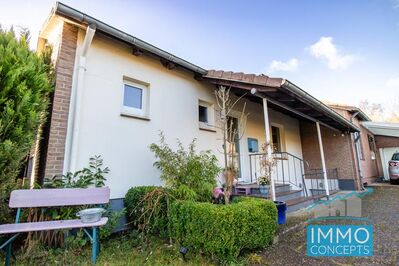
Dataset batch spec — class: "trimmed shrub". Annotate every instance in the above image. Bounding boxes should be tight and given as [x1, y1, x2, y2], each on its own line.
[170, 197, 278, 262]
[124, 186, 169, 236]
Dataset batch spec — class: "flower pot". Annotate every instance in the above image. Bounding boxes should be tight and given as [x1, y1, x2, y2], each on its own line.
[259, 185, 269, 196]
[274, 201, 287, 225]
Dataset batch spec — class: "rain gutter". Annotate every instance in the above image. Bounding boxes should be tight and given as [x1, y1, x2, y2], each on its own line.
[54, 2, 207, 76]
[281, 79, 359, 132]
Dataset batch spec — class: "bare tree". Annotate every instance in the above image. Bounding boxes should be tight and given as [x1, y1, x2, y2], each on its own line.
[215, 86, 247, 203]
[386, 97, 399, 122]
[359, 99, 399, 122]
[358, 100, 384, 121]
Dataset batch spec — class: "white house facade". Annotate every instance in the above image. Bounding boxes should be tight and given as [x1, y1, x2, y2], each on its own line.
[32, 3, 364, 210]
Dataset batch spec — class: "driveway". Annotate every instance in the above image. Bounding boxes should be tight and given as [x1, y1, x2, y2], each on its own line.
[258, 186, 399, 266]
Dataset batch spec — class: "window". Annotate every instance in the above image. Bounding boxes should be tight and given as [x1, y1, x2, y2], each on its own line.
[199, 105, 208, 123]
[367, 135, 376, 160]
[271, 126, 282, 153]
[123, 85, 142, 109]
[247, 138, 259, 153]
[198, 100, 215, 131]
[367, 135, 375, 152]
[121, 78, 150, 119]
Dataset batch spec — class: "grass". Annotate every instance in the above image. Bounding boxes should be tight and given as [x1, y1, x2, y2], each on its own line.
[10, 234, 213, 266]
[2, 231, 255, 266]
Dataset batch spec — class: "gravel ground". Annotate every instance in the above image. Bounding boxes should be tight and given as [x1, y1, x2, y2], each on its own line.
[257, 186, 399, 266]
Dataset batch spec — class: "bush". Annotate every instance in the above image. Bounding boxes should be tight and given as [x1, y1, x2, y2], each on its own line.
[149, 132, 220, 202]
[170, 197, 277, 262]
[0, 28, 53, 223]
[124, 186, 169, 237]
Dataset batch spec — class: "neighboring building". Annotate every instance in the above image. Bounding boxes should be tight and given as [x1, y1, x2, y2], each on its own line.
[30, 3, 387, 208]
[328, 105, 399, 186]
[328, 104, 379, 187]
[361, 122, 399, 180]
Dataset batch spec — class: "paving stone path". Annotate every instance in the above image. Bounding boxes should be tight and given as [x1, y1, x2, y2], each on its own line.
[258, 186, 399, 266]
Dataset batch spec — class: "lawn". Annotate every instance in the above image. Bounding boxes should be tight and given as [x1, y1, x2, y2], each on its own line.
[6, 232, 216, 266]
[1, 230, 271, 265]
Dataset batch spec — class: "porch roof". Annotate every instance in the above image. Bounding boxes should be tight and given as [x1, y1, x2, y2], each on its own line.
[204, 70, 359, 132]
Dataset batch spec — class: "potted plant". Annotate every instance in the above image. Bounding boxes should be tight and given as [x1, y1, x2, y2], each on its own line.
[258, 142, 277, 197]
[258, 175, 270, 196]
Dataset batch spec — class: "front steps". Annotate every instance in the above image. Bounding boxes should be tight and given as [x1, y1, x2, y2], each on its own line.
[233, 183, 338, 212]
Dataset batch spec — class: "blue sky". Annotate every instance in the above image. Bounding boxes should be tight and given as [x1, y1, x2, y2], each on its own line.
[1, 0, 398, 113]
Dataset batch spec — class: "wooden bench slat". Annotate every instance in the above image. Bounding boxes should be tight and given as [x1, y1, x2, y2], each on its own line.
[9, 187, 110, 208]
[0, 218, 108, 234]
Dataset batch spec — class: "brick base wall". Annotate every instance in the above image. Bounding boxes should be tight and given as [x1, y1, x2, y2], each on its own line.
[44, 22, 78, 178]
[300, 121, 360, 188]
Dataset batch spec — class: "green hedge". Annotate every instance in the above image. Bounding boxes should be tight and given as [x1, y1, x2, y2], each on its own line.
[124, 186, 169, 236]
[170, 197, 277, 262]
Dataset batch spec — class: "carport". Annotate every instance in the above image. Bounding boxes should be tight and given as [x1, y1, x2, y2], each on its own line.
[362, 122, 399, 180]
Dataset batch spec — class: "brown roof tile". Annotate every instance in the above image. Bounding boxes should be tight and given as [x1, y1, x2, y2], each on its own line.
[204, 70, 283, 88]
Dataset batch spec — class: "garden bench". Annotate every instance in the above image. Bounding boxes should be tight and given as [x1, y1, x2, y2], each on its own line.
[0, 187, 110, 265]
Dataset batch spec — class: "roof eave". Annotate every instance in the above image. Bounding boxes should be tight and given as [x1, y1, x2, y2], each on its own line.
[52, 2, 207, 76]
[281, 80, 360, 132]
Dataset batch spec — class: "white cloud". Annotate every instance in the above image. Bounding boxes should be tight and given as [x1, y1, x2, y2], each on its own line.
[386, 77, 399, 88]
[309, 37, 356, 70]
[268, 58, 299, 73]
[393, 0, 399, 8]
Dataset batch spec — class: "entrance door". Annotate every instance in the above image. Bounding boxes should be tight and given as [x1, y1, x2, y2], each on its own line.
[227, 116, 241, 179]
[271, 126, 282, 153]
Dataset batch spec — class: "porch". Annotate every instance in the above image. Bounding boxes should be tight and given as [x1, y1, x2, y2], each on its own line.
[234, 151, 340, 212]
[204, 70, 360, 205]
[233, 182, 339, 212]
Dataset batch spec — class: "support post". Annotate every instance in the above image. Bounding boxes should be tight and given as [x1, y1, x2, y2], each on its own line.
[92, 227, 98, 264]
[262, 98, 276, 201]
[316, 122, 330, 197]
[5, 244, 11, 266]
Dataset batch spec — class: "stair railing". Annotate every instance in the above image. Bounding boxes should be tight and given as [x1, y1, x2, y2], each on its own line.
[303, 168, 339, 196]
[249, 151, 309, 197]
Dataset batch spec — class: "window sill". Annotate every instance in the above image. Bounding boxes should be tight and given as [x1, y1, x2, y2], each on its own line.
[199, 123, 216, 133]
[120, 112, 150, 121]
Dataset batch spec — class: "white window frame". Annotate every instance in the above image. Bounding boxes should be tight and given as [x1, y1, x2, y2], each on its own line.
[120, 76, 150, 120]
[198, 100, 215, 132]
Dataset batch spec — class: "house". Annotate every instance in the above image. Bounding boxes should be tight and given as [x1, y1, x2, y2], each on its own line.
[30, 2, 379, 210]
[327, 104, 379, 187]
[328, 105, 399, 185]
